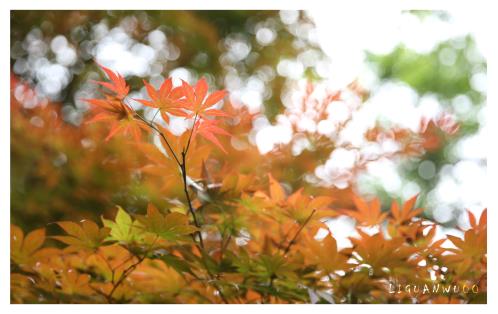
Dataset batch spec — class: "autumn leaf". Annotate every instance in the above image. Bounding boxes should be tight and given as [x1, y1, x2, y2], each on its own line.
[446, 209, 487, 263]
[58, 269, 93, 296]
[101, 206, 144, 243]
[468, 208, 487, 233]
[268, 173, 286, 204]
[130, 259, 186, 295]
[84, 96, 149, 142]
[389, 194, 424, 225]
[192, 118, 231, 153]
[348, 229, 417, 275]
[11, 225, 46, 265]
[286, 188, 335, 223]
[92, 63, 129, 100]
[342, 195, 387, 226]
[135, 204, 198, 241]
[301, 226, 349, 274]
[52, 220, 110, 250]
[178, 78, 228, 118]
[419, 114, 459, 152]
[134, 78, 186, 123]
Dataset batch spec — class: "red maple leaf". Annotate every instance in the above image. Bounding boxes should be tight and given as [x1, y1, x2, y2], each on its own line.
[178, 78, 228, 118]
[84, 96, 149, 142]
[91, 63, 129, 100]
[192, 119, 231, 153]
[134, 78, 186, 123]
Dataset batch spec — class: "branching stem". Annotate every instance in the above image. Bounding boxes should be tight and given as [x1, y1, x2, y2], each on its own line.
[131, 109, 229, 303]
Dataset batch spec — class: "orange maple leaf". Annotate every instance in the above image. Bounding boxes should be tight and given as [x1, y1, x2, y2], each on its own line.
[342, 195, 387, 226]
[84, 96, 149, 142]
[91, 63, 129, 100]
[134, 78, 186, 123]
[192, 118, 231, 153]
[178, 78, 228, 118]
[389, 194, 424, 225]
[301, 227, 349, 274]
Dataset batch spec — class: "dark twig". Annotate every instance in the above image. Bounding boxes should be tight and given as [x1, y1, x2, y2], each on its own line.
[105, 237, 158, 303]
[133, 111, 182, 166]
[131, 106, 228, 303]
[180, 151, 204, 249]
[184, 113, 198, 155]
[283, 209, 316, 254]
[264, 209, 317, 303]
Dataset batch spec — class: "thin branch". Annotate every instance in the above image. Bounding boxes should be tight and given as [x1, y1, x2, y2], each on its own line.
[105, 237, 158, 303]
[150, 108, 160, 124]
[133, 110, 182, 166]
[181, 151, 204, 249]
[263, 209, 317, 303]
[128, 101, 228, 303]
[184, 113, 198, 155]
[106, 255, 145, 303]
[283, 209, 317, 255]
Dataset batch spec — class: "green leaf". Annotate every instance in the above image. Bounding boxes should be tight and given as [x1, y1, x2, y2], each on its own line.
[159, 252, 195, 276]
[101, 206, 142, 243]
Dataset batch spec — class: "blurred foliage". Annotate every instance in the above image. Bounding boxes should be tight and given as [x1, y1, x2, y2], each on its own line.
[10, 10, 486, 229]
[10, 62, 486, 304]
[366, 28, 486, 225]
[11, 10, 325, 227]
[367, 36, 485, 104]
[11, 10, 322, 121]
[11, 75, 143, 229]
[10, 10, 487, 304]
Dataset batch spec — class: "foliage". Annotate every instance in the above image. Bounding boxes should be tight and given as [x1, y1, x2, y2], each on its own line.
[10, 10, 326, 227]
[10, 65, 486, 304]
[366, 33, 486, 223]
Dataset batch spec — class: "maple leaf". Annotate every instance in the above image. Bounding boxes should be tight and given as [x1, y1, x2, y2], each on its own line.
[342, 195, 387, 226]
[92, 63, 129, 100]
[130, 259, 186, 296]
[446, 209, 487, 263]
[134, 78, 186, 123]
[258, 174, 336, 223]
[389, 194, 424, 225]
[84, 62, 151, 142]
[268, 173, 286, 204]
[419, 114, 459, 152]
[101, 206, 144, 243]
[348, 229, 417, 274]
[468, 208, 487, 233]
[179, 78, 228, 118]
[11, 225, 46, 265]
[135, 203, 198, 241]
[52, 220, 110, 250]
[301, 227, 349, 274]
[286, 188, 336, 223]
[192, 118, 231, 153]
[84, 95, 149, 142]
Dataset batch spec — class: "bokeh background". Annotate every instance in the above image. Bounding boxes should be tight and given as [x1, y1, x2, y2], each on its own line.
[10, 10, 486, 247]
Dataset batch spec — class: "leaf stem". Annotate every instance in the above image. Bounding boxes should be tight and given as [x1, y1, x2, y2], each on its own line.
[184, 113, 199, 155]
[180, 150, 204, 249]
[130, 105, 228, 303]
[263, 209, 317, 303]
[133, 110, 182, 166]
[105, 237, 158, 303]
[283, 209, 316, 255]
